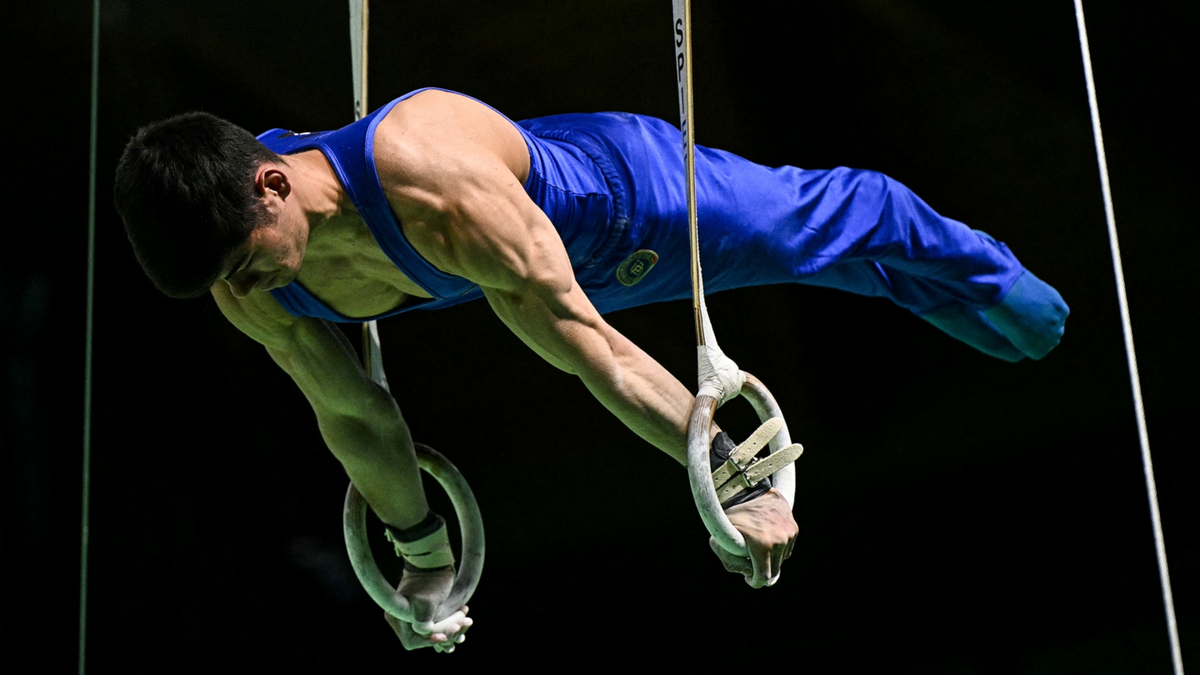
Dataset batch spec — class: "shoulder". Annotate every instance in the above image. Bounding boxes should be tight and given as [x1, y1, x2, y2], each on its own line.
[380, 89, 512, 136]
[210, 282, 300, 351]
[372, 90, 529, 191]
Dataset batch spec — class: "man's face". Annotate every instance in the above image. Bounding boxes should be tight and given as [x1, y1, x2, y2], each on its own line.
[217, 198, 307, 299]
[215, 166, 309, 299]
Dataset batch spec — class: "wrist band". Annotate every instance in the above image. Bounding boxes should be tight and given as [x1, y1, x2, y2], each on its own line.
[709, 431, 773, 509]
[383, 512, 456, 571]
[384, 511, 444, 543]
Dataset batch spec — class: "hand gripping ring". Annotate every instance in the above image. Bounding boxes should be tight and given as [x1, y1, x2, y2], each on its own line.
[343, 443, 485, 625]
[686, 373, 797, 557]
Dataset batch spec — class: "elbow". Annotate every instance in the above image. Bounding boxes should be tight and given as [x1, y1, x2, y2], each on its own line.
[579, 331, 633, 395]
[315, 386, 412, 461]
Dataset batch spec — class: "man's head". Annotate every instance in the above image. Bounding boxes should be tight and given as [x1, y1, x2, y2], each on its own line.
[114, 112, 285, 298]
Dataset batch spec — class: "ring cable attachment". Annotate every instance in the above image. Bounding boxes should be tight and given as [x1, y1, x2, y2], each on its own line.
[672, 0, 803, 574]
[342, 0, 483, 644]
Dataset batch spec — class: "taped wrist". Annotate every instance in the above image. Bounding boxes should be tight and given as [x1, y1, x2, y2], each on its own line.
[709, 431, 773, 509]
[383, 511, 455, 573]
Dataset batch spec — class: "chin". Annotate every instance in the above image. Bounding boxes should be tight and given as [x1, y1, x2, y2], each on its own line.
[278, 270, 299, 288]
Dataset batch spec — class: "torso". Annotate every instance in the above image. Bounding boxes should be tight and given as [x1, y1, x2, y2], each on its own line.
[294, 209, 433, 319]
[269, 90, 531, 321]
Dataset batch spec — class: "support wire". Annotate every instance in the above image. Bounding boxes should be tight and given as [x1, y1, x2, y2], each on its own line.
[349, 1, 386, 387]
[79, 1, 100, 673]
[1073, 2, 1183, 672]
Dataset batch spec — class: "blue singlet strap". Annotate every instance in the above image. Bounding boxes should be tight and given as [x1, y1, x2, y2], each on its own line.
[257, 89, 478, 302]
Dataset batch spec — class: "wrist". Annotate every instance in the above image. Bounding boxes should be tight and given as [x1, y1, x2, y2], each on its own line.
[384, 511, 456, 572]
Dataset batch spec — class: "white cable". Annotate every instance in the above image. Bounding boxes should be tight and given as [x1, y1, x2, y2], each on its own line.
[1073, 3, 1183, 672]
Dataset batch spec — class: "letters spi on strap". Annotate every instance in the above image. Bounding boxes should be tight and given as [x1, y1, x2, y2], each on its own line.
[672, 0, 803, 567]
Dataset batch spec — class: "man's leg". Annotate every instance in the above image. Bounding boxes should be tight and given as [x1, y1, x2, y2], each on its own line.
[704, 165, 1069, 361]
[801, 248, 1069, 362]
[798, 261, 1036, 361]
[981, 269, 1069, 359]
[921, 303, 1026, 362]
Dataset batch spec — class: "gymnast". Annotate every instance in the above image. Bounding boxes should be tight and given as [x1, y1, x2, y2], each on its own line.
[113, 87, 1068, 650]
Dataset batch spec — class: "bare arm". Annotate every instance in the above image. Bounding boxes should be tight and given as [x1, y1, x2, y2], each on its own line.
[378, 92, 695, 462]
[377, 91, 796, 586]
[438, 201, 697, 463]
[453, 180, 798, 586]
[210, 282, 429, 528]
[477, 227, 696, 463]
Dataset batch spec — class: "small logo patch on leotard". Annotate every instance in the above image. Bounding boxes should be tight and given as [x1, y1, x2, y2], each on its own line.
[616, 249, 659, 287]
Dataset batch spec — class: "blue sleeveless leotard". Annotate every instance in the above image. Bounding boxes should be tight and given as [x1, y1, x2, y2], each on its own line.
[258, 88, 1029, 325]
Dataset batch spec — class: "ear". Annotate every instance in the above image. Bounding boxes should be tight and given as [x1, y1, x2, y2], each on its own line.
[255, 164, 292, 200]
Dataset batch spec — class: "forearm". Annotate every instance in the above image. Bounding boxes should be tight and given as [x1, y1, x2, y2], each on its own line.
[316, 391, 430, 529]
[482, 282, 707, 464]
[211, 288, 433, 530]
[573, 327, 696, 465]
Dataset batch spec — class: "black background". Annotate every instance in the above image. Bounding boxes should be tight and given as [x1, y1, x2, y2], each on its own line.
[3, 1, 1197, 672]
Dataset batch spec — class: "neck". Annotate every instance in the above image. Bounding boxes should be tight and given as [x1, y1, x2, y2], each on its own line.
[287, 150, 354, 236]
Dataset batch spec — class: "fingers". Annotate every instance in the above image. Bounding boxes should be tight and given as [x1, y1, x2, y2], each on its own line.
[712, 534, 787, 589]
[770, 538, 785, 582]
[746, 541, 771, 588]
[719, 487, 799, 588]
[729, 533, 787, 586]
[434, 631, 467, 654]
[710, 536, 768, 587]
[709, 536, 751, 575]
[384, 606, 473, 653]
[413, 609, 473, 638]
[384, 611, 440, 651]
[710, 535, 777, 587]
[771, 524, 798, 587]
[755, 536, 794, 588]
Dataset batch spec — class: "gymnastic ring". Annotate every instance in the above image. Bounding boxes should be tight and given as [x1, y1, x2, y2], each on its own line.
[343, 443, 485, 624]
[686, 373, 797, 557]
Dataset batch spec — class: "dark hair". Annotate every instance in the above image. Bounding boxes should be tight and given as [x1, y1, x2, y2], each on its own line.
[114, 111, 284, 298]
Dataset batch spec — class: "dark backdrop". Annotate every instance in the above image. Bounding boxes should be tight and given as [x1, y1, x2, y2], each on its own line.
[3, 1, 1196, 672]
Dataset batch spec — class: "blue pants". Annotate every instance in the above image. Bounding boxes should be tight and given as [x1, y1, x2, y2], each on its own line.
[518, 112, 1067, 360]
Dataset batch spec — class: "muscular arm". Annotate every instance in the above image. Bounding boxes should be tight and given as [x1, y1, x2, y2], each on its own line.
[378, 92, 695, 463]
[478, 231, 695, 463]
[211, 283, 429, 528]
[480, 231, 695, 463]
